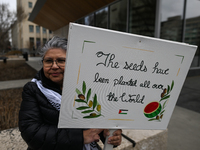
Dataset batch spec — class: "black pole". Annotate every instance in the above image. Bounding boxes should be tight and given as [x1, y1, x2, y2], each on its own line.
[121, 133, 136, 147]
[181, 0, 187, 42]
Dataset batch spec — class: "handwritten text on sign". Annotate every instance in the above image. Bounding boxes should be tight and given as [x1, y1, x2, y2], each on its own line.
[93, 51, 170, 104]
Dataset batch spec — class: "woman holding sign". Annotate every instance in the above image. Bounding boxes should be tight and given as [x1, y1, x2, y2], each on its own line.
[19, 36, 122, 150]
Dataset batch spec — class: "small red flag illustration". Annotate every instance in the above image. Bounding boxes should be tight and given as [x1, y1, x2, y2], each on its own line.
[119, 109, 128, 114]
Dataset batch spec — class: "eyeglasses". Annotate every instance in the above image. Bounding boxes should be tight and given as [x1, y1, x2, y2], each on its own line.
[42, 58, 66, 68]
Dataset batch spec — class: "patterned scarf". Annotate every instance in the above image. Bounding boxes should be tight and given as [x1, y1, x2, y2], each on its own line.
[31, 78, 100, 150]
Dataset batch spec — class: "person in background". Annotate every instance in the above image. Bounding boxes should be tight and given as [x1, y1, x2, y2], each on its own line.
[19, 36, 122, 150]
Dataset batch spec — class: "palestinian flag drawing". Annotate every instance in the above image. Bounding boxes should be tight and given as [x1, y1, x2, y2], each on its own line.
[118, 109, 128, 114]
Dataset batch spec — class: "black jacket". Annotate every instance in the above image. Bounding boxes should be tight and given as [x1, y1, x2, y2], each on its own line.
[19, 69, 104, 150]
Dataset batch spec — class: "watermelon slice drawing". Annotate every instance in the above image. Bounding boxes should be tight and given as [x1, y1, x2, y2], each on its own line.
[144, 101, 162, 118]
[143, 80, 174, 121]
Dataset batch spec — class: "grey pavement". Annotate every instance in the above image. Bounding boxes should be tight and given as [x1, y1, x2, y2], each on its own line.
[0, 79, 31, 90]
[167, 106, 200, 150]
[0, 57, 200, 150]
[0, 57, 42, 90]
[167, 75, 200, 150]
[26, 57, 42, 71]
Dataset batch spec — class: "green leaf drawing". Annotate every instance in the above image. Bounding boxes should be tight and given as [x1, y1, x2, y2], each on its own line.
[93, 94, 97, 110]
[82, 40, 96, 53]
[148, 118, 160, 121]
[75, 81, 103, 119]
[75, 99, 87, 103]
[171, 80, 174, 91]
[83, 114, 101, 119]
[167, 85, 170, 94]
[76, 106, 90, 110]
[163, 100, 168, 109]
[160, 95, 170, 102]
[82, 81, 86, 95]
[160, 110, 165, 115]
[86, 88, 91, 102]
[81, 110, 94, 114]
[76, 88, 82, 95]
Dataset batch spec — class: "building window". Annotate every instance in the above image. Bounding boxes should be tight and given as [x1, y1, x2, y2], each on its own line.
[95, 7, 108, 29]
[160, 0, 184, 42]
[110, 0, 127, 32]
[76, 18, 85, 24]
[49, 30, 52, 34]
[129, 0, 156, 37]
[36, 26, 40, 33]
[36, 38, 41, 48]
[43, 38, 47, 45]
[84, 14, 94, 26]
[29, 37, 34, 49]
[43, 27, 47, 33]
[28, 2, 32, 8]
[185, 0, 200, 67]
[29, 25, 34, 32]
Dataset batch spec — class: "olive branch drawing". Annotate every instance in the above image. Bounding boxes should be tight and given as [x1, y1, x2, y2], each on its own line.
[144, 80, 174, 122]
[75, 81, 104, 119]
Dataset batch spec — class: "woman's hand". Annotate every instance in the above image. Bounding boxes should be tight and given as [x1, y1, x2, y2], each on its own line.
[83, 129, 104, 144]
[103, 129, 122, 146]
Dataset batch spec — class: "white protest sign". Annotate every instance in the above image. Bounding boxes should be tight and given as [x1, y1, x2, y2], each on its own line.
[58, 23, 197, 130]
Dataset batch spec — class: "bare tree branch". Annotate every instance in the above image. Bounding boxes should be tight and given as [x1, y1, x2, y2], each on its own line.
[0, 3, 16, 53]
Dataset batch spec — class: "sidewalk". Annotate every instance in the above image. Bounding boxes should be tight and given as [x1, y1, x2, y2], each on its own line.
[0, 79, 31, 90]
[26, 57, 42, 71]
[167, 75, 200, 150]
[167, 106, 200, 150]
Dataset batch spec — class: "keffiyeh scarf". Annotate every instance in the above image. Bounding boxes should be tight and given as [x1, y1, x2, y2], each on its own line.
[31, 78, 100, 150]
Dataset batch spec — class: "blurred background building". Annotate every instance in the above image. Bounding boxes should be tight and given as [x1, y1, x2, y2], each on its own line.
[11, 0, 53, 55]
[12, 0, 200, 69]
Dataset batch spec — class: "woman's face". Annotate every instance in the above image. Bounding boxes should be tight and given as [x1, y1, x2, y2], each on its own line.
[43, 48, 66, 87]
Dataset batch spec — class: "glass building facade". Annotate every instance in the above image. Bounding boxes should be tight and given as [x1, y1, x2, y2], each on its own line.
[76, 0, 200, 68]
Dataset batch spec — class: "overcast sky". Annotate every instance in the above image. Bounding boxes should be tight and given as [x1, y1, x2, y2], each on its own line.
[1, 0, 16, 11]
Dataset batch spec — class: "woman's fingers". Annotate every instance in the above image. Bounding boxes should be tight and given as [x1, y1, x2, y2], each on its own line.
[83, 129, 103, 144]
[103, 129, 110, 137]
[107, 129, 122, 146]
[83, 129, 122, 146]
[108, 134, 121, 145]
[113, 129, 122, 136]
